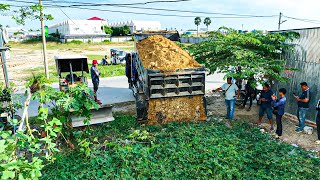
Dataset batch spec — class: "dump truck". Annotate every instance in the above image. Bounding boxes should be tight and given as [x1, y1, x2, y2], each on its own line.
[131, 32, 207, 124]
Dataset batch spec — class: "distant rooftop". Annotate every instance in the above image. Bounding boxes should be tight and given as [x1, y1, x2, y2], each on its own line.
[87, 17, 105, 21]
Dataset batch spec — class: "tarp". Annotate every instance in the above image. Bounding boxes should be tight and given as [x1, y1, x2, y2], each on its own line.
[55, 56, 89, 74]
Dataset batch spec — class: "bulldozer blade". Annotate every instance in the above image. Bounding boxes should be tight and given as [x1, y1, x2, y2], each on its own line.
[71, 104, 114, 127]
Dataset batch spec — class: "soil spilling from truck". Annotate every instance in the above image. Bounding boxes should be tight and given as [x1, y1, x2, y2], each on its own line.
[136, 35, 206, 124]
[137, 35, 201, 71]
[147, 96, 206, 125]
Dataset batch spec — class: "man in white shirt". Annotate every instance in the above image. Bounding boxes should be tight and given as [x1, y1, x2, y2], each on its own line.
[214, 77, 240, 120]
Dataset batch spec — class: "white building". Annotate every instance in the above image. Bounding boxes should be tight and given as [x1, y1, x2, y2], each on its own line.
[48, 17, 109, 42]
[108, 20, 161, 34]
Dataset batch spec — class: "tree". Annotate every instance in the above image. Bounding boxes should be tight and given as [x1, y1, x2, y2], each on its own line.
[203, 17, 212, 32]
[1, 3, 53, 25]
[187, 27, 300, 86]
[122, 25, 130, 35]
[103, 26, 113, 35]
[111, 26, 131, 36]
[194, 17, 201, 37]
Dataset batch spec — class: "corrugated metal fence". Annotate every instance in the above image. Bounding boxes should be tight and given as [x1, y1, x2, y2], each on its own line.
[278, 28, 320, 122]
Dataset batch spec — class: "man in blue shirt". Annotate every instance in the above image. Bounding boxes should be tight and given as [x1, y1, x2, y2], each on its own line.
[272, 88, 287, 137]
[294, 82, 311, 133]
[258, 83, 274, 130]
[91, 60, 101, 104]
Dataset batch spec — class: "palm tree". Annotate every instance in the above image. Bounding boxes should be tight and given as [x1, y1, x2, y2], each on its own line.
[204, 17, 212, 32]
[194, 17, 201, 36]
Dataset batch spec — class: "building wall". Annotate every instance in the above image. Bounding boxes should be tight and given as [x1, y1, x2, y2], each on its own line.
[278, 28, 320, 122]
[109, 20, 161, 33]
[48, 20, 107, 36]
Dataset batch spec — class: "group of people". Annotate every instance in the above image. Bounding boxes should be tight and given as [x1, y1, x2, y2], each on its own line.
[215, 78, 320, 144]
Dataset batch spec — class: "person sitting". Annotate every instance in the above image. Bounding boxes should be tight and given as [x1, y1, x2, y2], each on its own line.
[65, 73, 78, 83]
[101, 55, 108, 65]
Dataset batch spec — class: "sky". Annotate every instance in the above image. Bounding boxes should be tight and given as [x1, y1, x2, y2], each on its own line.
[1, 0, 320, 31]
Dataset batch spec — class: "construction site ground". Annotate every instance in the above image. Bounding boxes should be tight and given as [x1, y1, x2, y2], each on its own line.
[114, 92, 320, 154]
[5, 42, 320, 154]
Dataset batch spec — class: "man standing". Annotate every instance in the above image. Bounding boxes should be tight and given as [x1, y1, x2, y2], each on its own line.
[241, 78, 256, 111]
[316, 98, 320, 144]
[294, 82, 311, 133]
[91, 60, 101, 104]
[258, 83, 274, 130]
[272, 88, 287, 137]
[214, 77, 240, 120]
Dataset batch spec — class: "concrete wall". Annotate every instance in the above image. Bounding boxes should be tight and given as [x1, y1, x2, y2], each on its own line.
[110, 36, 132, 42]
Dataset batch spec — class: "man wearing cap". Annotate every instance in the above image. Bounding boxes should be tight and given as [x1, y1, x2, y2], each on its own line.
[294, 82, 311, 133]
[91, 60, 101, 104]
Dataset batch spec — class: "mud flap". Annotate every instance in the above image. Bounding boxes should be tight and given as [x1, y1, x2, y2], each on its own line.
[135, 93, 148, 122]
[71, 104, 114, 127]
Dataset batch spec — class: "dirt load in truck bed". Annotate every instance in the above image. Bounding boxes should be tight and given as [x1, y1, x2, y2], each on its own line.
[137, 35, 201, 71]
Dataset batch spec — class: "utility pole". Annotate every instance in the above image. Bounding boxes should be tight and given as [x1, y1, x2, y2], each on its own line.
[278, 12, 282, 30]
[40, 0, 49, 79]
[278, 12, 287, 31]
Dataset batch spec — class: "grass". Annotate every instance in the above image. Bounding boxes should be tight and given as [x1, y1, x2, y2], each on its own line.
[8, 41, 134, 51]
[41, 117, 320, 179]
[21, 61, 125, 83]
[99, 64, 125, 77]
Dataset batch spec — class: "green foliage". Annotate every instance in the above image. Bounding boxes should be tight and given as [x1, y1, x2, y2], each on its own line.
[103, 26, 113, 35]
[0, 75, 99, 179]
[66, 40, 83, 44]
[41, 119, 320, 179]
[194, 17, 201, 26]
[0, 4, 10, 11]
[22, 37, 60, 43]
[204, 17, 212, 30]
[11, 5, 53, 25]
[187, 27, 300, 85]
[99, 64, 125, 77]
[111, 25, 131, 36]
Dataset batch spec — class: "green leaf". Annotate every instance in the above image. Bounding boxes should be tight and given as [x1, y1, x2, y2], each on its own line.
[2, 171, 15, 179]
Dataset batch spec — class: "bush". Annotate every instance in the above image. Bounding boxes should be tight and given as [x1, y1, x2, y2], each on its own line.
[103, 39, 110, 43]
[66, 40, 83, 44]
[23, 36, 60, 43]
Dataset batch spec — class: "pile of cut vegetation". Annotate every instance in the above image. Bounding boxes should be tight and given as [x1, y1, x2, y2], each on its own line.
[136, 35, 201, 71]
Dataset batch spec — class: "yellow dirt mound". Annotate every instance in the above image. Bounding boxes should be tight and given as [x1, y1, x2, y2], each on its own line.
[147, 96, 206, 125]
[137, 35, 201, 71]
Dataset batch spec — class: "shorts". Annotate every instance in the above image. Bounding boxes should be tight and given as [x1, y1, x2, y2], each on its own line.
[93, 81, 99, 91]
[259, 106, 272, 119]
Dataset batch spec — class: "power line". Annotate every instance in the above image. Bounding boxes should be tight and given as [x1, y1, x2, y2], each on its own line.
[283, 15, 320, 24]
[3, 0, 277, 18]
[3, 0, 191, 6]
[46, 0, 191, 5]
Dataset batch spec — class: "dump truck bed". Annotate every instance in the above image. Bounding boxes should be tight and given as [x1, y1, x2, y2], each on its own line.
[134, 53, 205, 99]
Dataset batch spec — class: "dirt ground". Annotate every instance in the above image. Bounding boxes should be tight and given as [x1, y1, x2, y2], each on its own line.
[1, 43, 133, 86]
[114, 92, 320, 153]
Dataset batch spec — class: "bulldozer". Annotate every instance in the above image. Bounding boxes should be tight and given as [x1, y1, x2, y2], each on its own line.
[55, 55, 114, 127]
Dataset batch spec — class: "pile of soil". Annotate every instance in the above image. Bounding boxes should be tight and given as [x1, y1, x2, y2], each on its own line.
[147, 96, 206, 125]
[137, 35, 201, 71]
